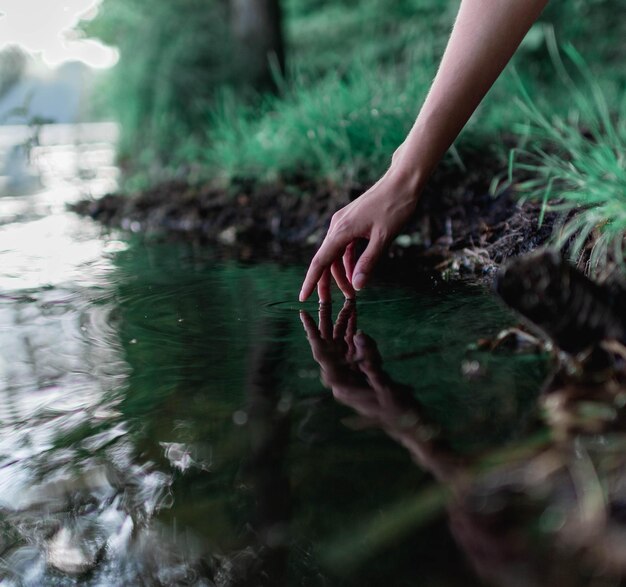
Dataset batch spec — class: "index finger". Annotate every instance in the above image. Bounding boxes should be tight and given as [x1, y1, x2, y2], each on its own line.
[299, 234, 351, 302]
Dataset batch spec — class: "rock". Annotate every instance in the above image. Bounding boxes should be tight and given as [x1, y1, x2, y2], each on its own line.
[495, 249, 626, 354]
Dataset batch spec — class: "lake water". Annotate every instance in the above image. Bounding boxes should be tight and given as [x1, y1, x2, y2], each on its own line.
[0, 124, 558, 585]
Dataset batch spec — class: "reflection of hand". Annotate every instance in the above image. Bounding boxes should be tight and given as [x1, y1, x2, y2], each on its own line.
[300, 300, 417, 431]
[301, 304, 541, 586]
[301, 301, 464, 484]
[298, 170, 419, 303]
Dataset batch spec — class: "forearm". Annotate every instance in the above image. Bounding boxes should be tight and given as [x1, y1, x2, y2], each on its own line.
[299, 0, 549, 301]
[394, 0, 549, 193]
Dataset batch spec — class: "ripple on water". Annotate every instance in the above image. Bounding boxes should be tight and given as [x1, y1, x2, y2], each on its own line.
[262, 295, 418, 315]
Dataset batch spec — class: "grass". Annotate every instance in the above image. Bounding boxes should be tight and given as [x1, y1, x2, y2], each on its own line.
[510, 45, 626, 273]
[198, 0, 626, 189]
[206, 57, 438, 184]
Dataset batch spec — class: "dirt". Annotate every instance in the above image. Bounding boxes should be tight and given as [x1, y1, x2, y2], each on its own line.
[70, 153, 555, 277]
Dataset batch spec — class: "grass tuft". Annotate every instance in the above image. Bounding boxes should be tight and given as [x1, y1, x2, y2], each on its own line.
[511, 46, 626, 273]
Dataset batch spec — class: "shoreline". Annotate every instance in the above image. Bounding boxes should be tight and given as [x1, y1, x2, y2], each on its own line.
[70, 160, 554, 278]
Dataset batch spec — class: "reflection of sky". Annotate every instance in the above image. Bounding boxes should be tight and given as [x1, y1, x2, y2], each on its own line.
[0, 0, 117, 68]
[0, 128, 202, 584]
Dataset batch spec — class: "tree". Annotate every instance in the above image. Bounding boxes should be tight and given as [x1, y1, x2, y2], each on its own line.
[230, 0, 285, 90]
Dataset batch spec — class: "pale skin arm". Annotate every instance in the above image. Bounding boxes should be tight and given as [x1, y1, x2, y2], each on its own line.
[299, 0, 549, 303]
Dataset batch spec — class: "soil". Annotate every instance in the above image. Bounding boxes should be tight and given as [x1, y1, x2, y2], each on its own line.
[70, 152, 555, 277]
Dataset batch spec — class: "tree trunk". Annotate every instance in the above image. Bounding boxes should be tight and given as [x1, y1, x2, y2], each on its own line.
[230, 0, 285, 90]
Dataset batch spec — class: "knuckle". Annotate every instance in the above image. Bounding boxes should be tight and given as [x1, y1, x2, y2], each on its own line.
[329, 211, 343, 227]
[333, 218, 349, 235]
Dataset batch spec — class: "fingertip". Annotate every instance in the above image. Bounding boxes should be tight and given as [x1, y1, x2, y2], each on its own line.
[353, 273, 366, 291]
[317, 271, 332, 305]
[299, 283, 313, 302]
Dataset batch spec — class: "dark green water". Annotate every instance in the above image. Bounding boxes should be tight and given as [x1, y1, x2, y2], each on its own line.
[0, 129, 549, 585]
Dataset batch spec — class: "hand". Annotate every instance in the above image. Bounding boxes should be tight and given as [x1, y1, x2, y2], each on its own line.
[299, 166, 420, 303]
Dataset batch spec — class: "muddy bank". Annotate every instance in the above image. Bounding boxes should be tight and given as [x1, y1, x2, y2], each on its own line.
[70, 156, 554, 275]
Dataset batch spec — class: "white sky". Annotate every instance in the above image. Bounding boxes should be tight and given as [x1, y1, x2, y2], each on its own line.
[0, 0, 118, 69]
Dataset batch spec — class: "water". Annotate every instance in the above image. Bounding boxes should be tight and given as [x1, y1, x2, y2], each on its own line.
[0, 125, 552, 586]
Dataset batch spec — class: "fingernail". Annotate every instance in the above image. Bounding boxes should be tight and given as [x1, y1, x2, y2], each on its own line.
[353, 273, 366, 291]
[299, 290, 305, 302]
[355, 332, 366, 346]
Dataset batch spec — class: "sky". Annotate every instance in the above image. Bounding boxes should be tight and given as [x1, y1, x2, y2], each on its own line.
[0, 0, 118, 69]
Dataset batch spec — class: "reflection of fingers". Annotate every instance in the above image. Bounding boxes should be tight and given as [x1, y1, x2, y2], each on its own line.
[346, 303, 357, 339]
[318, 302, 333, 340]
[300, 311, 327, 363]
[354, 333, 402, 410]
[354, 331, 387, 388]
[359, 360, 390, 395]
[299, 311, 319, 340]
[343, 241, 356, 283]
[354, 331, 382, 366]
[317, 268, 331, 304]
[345, 305, 358, 359]
[300, 234, 350, 302]
[352, 235, 385, 291]
[354, 332, 389, 393]
[333, 299, 355, 341]
[331, 258, 355, 300]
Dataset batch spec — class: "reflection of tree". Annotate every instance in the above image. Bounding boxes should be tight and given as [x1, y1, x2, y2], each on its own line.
[301, 301, 626, 587]
[215, 317, 292, 586]
[0, 46, 26, 102]
[230, 0, 285, 89]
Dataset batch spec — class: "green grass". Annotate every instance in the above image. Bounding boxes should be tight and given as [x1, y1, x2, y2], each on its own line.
[86, 0, 626, 196]
[510, 46, 626, 273]
[206, 57, 438, 184]
[199, 0, 626, 188]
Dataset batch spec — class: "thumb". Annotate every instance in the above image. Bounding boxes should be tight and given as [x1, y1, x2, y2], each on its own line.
[352, 236, 385, 291]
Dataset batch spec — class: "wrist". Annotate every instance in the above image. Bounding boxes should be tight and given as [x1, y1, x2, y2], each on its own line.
[387, 153, 428, 201]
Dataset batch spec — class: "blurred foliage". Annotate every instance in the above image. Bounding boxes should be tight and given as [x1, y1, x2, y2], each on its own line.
[207, 58, 439, 183]
[87, 0, 625, 187]
[82, 0, 234, 168]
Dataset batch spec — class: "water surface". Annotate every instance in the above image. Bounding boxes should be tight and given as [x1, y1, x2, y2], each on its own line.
[0, 125, 548, 586]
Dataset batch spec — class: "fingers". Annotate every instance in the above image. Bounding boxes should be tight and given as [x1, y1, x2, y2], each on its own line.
[317, 268, 331, 305]
[300, 233, 352, 302]
[343, 242, 356, 283]
[331, 258, 355, 300]
[299, 224, 387, 301]
[352, 235, 385, 291]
